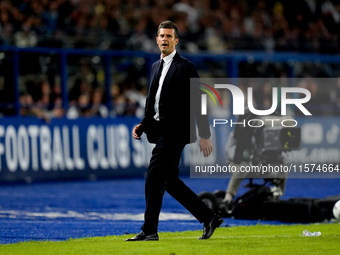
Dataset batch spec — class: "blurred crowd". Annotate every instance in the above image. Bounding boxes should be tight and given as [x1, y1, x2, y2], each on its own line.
[1, 0, 340, 53]
[1, 0, 340, 118]
[15, 55, 148, 120]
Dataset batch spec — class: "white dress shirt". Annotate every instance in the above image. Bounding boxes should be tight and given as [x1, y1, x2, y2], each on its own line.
[154, 50, 176, 121]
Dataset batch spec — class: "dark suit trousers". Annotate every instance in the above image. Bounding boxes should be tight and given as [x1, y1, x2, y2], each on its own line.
[141, 136, 215, 235]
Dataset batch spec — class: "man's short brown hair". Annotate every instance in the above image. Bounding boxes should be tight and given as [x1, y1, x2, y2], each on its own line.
[157, 20, 179, 38]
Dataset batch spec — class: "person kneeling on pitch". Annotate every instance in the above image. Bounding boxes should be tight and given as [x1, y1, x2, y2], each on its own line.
[125, 20, 223, 241]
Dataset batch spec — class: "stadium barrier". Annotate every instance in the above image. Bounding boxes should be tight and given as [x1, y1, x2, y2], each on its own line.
[2, 45, 340, 116]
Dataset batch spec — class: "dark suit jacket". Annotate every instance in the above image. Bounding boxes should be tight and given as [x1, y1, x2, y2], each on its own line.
[140, 52, 210, 144]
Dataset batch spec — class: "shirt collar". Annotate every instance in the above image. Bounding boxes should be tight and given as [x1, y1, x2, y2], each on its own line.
[161, 50, 176, 65]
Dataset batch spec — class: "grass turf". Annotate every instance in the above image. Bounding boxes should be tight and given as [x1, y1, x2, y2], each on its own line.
[0, 223, 339, 255]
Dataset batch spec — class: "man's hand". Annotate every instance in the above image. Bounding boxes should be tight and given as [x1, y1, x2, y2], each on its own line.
[199, 138, 213, 157]
[132, 124, 143, 140]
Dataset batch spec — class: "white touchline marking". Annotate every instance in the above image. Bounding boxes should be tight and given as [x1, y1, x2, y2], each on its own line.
[0, 210, 196, 221]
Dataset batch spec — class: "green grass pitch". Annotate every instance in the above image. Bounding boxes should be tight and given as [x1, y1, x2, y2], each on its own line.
[0, 223, 339, 255]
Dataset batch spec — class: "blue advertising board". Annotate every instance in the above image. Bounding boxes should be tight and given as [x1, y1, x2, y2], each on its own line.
[0, 117, 154, 182]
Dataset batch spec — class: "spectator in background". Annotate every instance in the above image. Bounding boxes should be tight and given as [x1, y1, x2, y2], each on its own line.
[67, 92, 91, 119]
[111, 84, 128, 117]
[124, 84, 147, 118]
[127, 18, 154, 52]
[37, 79, 64, 119]
[173, 0, 199, 33]
[0, 3, 15, 44]
[41, 1, 59, 36]
[89, 87, 109, 118]
[50, 83, 62, 104]
[19, 92, 37, 117]
[68, 77, 91, 105]
[20, 78, 65, 120]
[14, 18, 37, 47]
[110, 78, 147, 118]
[50, 96, 64, 118]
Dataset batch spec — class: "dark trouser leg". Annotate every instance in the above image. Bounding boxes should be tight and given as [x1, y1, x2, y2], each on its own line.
[141, 137, 215, 234]
[141, 137, 185, 234]
[166, 176, 215, 224]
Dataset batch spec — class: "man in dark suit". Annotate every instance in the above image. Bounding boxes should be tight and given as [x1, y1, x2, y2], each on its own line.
[126, 20, 223, 241]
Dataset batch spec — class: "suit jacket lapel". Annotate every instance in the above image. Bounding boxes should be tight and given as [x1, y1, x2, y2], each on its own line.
[150, 59, 163, 93]
[162, 53, 180, 90]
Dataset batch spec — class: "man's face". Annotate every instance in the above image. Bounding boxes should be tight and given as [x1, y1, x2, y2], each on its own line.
[156, 28, 179, 57]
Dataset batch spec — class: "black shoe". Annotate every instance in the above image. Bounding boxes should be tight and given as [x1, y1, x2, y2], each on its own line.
[125, 231, 159, 241]
[199, 215, 224, 240]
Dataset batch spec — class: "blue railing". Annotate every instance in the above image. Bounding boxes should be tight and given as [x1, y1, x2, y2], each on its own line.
[1, 45, 340, 116]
